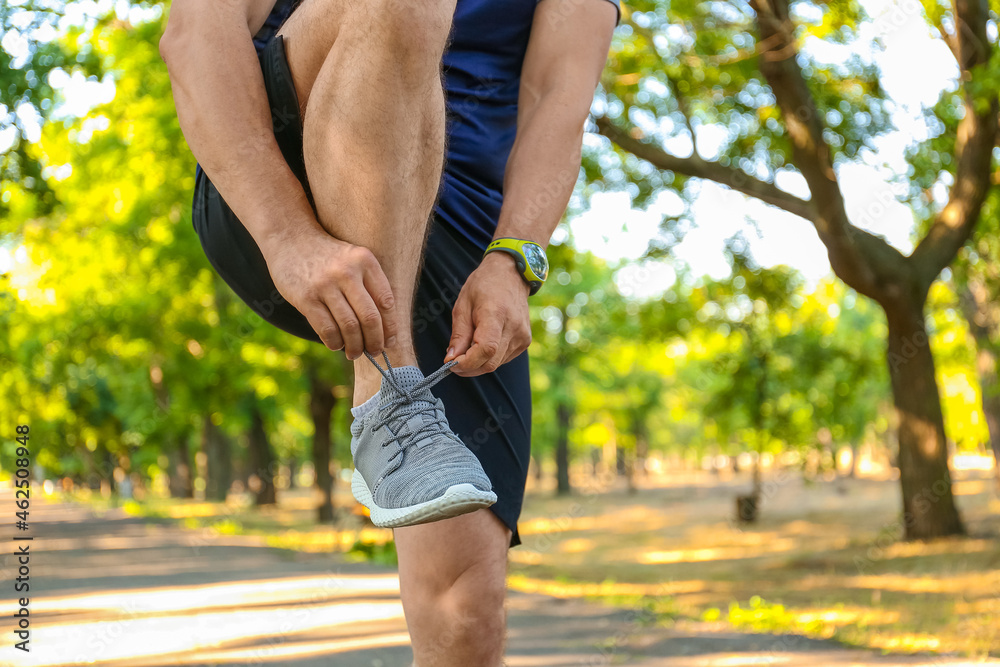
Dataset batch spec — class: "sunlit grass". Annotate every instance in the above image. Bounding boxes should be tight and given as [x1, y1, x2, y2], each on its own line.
[510, 464, 1000, 658]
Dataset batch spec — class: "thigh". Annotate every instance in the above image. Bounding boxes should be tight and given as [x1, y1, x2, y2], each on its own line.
[275, 0, 351, 114]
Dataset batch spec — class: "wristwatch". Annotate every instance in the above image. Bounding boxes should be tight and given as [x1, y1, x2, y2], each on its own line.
[483, 238, 549, 296]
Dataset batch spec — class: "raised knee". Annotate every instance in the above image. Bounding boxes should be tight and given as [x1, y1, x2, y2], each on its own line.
[415, 574, 507, 659]
[353, 0, 455, 61]
[445, 577, 506, 628]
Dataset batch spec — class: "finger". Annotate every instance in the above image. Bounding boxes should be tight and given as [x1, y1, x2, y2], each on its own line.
[362, 260, 398, 348]
[323, 290, 366, 360]
[446, 296, 474, 362]
[463, 335, 510, 377]
[502, 326, 531, 365]
[305, 303, 345, 352]
[344, 282, 385, 355]
[454, 310, 505, 375]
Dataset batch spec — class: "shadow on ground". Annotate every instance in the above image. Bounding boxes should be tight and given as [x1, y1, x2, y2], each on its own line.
[0, 489, 993, 667]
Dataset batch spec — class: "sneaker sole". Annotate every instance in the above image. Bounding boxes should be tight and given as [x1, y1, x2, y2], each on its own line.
[351, 468, 497, 528]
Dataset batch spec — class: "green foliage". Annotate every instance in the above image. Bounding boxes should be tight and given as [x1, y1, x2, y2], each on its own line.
[588, 0, 894, 213]
[1, 0, 105, 217]
[2, 0, 990, 515]
[725, 595, 827, 635]
[3, 5, 352, 491]
[347, 537, 398, 566]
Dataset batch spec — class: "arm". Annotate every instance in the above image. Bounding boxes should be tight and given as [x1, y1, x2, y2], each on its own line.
[160, 0, 320, 252]
[447, 0, 617, 375]
[160, 0, 396, 357]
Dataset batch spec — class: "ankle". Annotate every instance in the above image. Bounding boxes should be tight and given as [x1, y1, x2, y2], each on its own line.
[352, 344, 418, 407]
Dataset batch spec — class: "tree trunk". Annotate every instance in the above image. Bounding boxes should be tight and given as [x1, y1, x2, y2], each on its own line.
[750, 345, 767, 502]
[100, 443, 117, 495]
[167, 433, 194, 498]
[247, 403, 277, 506]
[885, 300, 965, 539]
[202, 414, 232, 502]
[309, 369, 337, 523]
[959, 282, 1000, 489]
[634, 419, 649, 478]
[624, 450, 636, 494]
[848, 442, 859, 479]
[555, 401, 572, 495]
[752, 449, 762, 499]
[616, 445, 627, 476]
[978, 352, 1000, 489]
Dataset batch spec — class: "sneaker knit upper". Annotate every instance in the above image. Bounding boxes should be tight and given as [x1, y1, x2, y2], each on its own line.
[351, 364, 493, 509]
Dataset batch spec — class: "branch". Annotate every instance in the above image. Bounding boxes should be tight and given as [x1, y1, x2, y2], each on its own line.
[750, 0, 888, 300]
[910, 0, 998, 291]
[619, 11, 700, 155]
[594, 116, 815, 222]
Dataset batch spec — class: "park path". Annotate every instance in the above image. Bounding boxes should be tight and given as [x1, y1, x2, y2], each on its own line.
[0, 489, 993, 667]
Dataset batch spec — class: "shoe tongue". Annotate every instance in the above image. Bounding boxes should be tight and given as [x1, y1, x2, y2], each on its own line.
[378, 366, 441, 447]
[379, 366, 431, 407]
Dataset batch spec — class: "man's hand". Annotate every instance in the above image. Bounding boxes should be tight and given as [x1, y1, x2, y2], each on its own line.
[445, 252, 532, 376]
[440, 0, 615, 377]
[262, 228, 398, 360]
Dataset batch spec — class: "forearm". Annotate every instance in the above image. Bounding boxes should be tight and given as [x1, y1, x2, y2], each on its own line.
[160, 4, 323, 255]
[494, 93, 588, 248]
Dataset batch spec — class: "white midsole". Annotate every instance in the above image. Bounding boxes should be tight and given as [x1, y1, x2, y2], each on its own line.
[351, 468, 497, 528]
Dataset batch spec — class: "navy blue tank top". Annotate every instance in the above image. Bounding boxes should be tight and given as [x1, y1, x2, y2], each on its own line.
[252, 0, 618, 251]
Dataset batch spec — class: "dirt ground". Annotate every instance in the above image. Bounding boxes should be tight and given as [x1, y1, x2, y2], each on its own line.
[1, 472, 997, 666]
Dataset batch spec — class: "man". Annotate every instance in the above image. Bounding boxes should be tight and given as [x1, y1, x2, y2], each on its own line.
[160, 0, 617, 663]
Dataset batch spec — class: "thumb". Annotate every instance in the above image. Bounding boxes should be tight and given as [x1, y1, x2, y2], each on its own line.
[446, 297, 474, 362]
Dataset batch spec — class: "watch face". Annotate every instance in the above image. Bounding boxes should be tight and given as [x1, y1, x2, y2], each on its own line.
[523, 243, 548, 281]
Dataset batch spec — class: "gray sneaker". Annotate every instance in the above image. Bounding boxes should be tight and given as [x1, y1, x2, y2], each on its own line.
[350, 351, 497, 528]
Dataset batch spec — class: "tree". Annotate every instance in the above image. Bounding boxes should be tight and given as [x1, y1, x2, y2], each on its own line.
[594, 0, 996, 539]
[530, 242, 631, 494]
[958, 278, 1000, 486]
[1, 1, 103, 219]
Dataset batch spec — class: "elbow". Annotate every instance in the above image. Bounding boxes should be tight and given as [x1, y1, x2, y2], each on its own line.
[158, 30, 177, 66]
[159, 1, 200, 67]
[158, 20, 185, 66]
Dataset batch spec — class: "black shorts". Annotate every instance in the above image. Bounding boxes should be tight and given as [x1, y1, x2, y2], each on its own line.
[191, 35, 532, 547]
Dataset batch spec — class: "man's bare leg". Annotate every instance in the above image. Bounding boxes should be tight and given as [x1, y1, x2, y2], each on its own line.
[395, 510, 511, 666]
[277, 0, 456, 406]
[275, 6, 508, 665]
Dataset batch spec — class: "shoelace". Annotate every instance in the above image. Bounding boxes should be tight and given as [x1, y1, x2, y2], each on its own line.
[363, 351, 458, 449]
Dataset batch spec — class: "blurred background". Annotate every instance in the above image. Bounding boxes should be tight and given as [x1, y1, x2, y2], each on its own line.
[1, 0, 999, 662]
